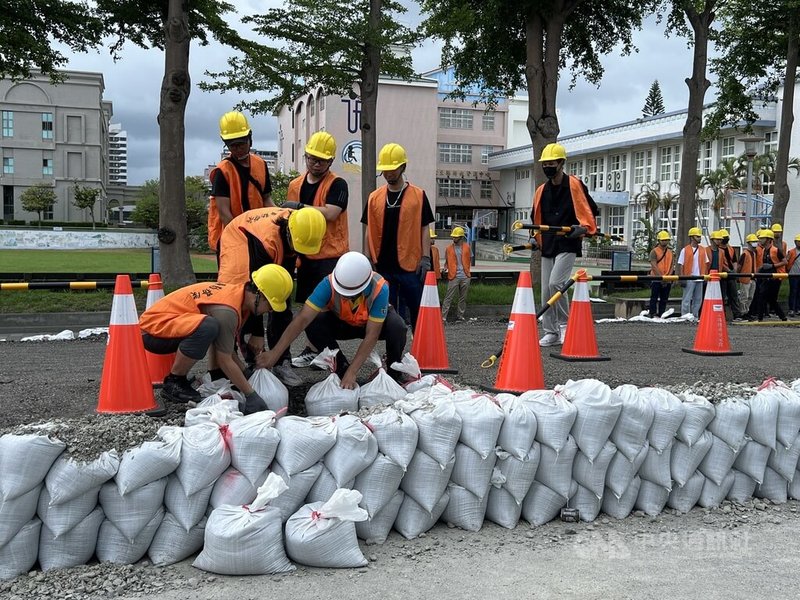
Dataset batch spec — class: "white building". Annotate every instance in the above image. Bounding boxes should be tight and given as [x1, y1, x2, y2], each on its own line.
[108, 123, 128, 185]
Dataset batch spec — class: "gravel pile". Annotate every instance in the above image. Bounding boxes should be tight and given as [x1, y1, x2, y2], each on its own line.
[663, 381, 759, 404]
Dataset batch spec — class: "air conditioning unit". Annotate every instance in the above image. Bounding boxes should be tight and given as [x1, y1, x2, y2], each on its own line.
[606, 173, 613, 184]
[614, 181, 623, 192]
[606, 183, 613, 191]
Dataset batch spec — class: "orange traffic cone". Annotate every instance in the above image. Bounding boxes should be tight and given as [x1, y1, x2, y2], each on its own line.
[682, 270, 743, 356]
[551, 270, 609, 362]
[144, 273, 174, 385]
[97, 275, 163, 414]
[411, 271, 458, 373]
[490, 270, 545, 393]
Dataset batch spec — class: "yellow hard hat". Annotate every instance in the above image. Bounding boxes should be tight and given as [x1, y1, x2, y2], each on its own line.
[794, 233, 800, 242]
[539, 143, 567, 162]
[219, 111, 251, 141]
[288, 208, 327, 255]
[377, 143, 408, 171]
[745, 233, 759, 243]
[758, 229, 775, 239]
[429, 228, 437, 239]
[451, 226, 467, 238]
[688, 227, 702, 237]
[305, 131, 336, 160]
[718, 229, 730, 238]
[771, 223, 783, 233]
[710, 230, 723, 240]
[657, 230, 671, 241]
[251, 264, 293, 313]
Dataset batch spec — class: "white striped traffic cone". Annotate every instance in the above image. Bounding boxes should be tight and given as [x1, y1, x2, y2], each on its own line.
[411, 271, 458, 373]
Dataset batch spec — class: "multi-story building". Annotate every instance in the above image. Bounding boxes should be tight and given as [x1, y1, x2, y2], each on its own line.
[0, 70, 111, 223]
[108, 123, 128, 185]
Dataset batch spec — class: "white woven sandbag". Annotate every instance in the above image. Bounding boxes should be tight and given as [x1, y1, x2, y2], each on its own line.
[164, 474, 214, 531]
[0, 518, 41, 581]
[355, 489, 404, 545]
[561, 379, 622, 462]
[496, 443, 541, 504]
[400, 450, 456, 513]
[727, 469, 757, 503]
[269, 462, 323, 522]
[793, 379, 800, 394]
[98, 478, 166, 541]
[0, 484, 41, 547]
[639, 442, 673, 490]
[698, 471, 735, 508]
[249, 367, 289, 413]
[115, 426, 182, 495]
[274, 416, 337, 476]
[363, 408, 418, 470]
[393, 490, 450, 540]
[451, 443, 498, 499]
[667, 470, 704, 513]
[306, 466, 354, 504]
[403, 377, 455, 402]
[790, 470, 800, 500]
[606, 441, 649, 500]
[285, 489, 369, 568]
[210, 467, 268, 510]
[699, 435, 739, 486]
[448, 391, 505, 459]
[535, 435, 578, 499]
[399, 399, 462, 468]
[676, 393, 715, 447]
[485, 486, 522, 529]
[175, 421, 232, 495]
[571, 484, 601, 522]
[640, 387, 686, 452]
[733, 438, 771, 484]
[227, 411, 281, 486]
[754, 466, 788, 503]
[96, 506, 164, 564]
[708, 398, 750, 451]
[148, 513, 206, 566]
[325, 415, 378, 485]
[745, 392, 779, 450]
[771, 382, 800, 448]
[305, 373, 359, 416]
[359, 368, 406, 409]
[573, 441, 617, 499]
[495, 393, 537, 460]
[38, 505, 104, 571]
[634, 479, 669, 516]
[184, 402, 242, 428]
[441, 483, 489, 532]
[611, 384, 655, 461]
[602, 476, 641, 520]
[353, 453, 405, 518]
[521, 389, 577, 453]
[37, 485, 101, 538]
[768, 432, 800, 481]
[522, 480, 577, 527]
[0, 434, 65, 501]
[196, 374, 234, 398]
[45, 450, 119, 506]
[671, 431, 713, 487]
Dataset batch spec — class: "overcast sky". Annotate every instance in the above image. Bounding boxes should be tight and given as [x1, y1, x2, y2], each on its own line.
[61, 9, 698, 185]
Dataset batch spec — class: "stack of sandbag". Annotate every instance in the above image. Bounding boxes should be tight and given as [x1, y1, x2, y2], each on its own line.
[0, 434, 66, 579]
[394, 398, 462, 539]
[441, 391, 504, 531]
[485, 394, 539, 529]
[305, 349, 359, 416]
[521, 389, 578, 526]
[355, 407, 418, 544]
[358, 353, 406, 409]
[754, 380, 800, 504]
[698, 397, 749, 506]
[666, 393, 715, 513]
[635, 388, 686, 516]
[391, 353, 454, 396]
[184, 395, 242, 428]
[248, 368, 289, 414]
[728, 390, 778, 502]
[603, 385, 653, 519]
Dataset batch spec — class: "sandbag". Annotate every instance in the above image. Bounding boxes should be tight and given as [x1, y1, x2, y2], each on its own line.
[698, 471, 735, 508]
[325, 414, 378, 486]
[210, 467, 268, 509]
[770, 382, 800, 448]
[45, 450, 119, 506]
[164, 474, 214, 531]
[676, 393, 715, 446]
[535, 435, 578, 499]
[754, 466, 788, 504]
[521, 389, 577, 453]
[449, 391, 504, 459]
[358, 367, 406, 409]
[148, 513, 206, 566]
[274, 416, 337, 476]
[639, 442, 673, 490]
[249, 367, 289, 413]
[184, 401, 242, 428]
[667, 470, 704, 513]
[495, 393, 537, 461]
[485, 486, 522, 529]
[634, 479, 669, 516]
[393, 490, 450, 540]
[115, 426, 182, 495]
[562, 378, 622, 462]
[305, 373, 360, 416]
[441, 484, 488, 532]
[573, 441, 617, 500]
[196, 374, 234, 398]
[727, 469, 757, 503]
[354, 453, 405, 518]
[227, 411, 281, 485]
[495, 444, 540, 504]
[605, 441, 648, 500]
[450, 443, 497, 499]
[399, 399, 462, 468]
[0, 518, 41, 581]
[571, 484, 602, 522]
[0, 483, 41, 547]
[602, 476, 641, 520]
[671, 431, 713, 487]
[96, 506, 164, 564]
[0, 434, 65, 501]
[99, 478, 166, 542]
[363, 407, 419, 470]
[306, 466, 354, 504]
[37, 485, 101, 539]
[400, 450, 456, 513]
[733, 438, 771, 484]
[708, 398, 750, 451]
[38, 505, 104, 571]
[767, 431, 800, 481]
[640, 387, 686, 452]
[790, 470, 800, 500]
[522, 480, 577, 527]
[745, 392, 779, 450]
[355, 489, 404, 545]
[175, 421, 232, 495]
[269, 462, 323, 522]
[699, 434, 739, 486]
[611, 384, 655, 461]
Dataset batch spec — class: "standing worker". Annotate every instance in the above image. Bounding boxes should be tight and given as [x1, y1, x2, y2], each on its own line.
[531, 142, 598, 347]
[140, 264, 293, 414]
[751, 229, 787, 321]
[441, 226, 472, 322]
[706, 230, 733, 318]
[430, 229, 442, 281]
[677, 226, 708, 319]
[787, 234, 800, 317]
[648, 230, 674, 318]
[256, 252, 408, 390]
[737, 233, 760, 318]
[208, 111, 274, 258]
[363, 143, 435, 331]
[716, 229, 745, 320]
[771, 223, 788, 307]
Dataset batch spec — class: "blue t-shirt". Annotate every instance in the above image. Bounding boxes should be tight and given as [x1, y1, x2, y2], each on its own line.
[306, 276, 389, 323]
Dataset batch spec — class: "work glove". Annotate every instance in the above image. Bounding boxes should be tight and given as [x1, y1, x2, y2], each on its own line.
[759, 263, 774, 273]
[567, 225, 588, 239]
[416, 255, 432, 283]
[241, 390, 268, 415]
[281, 201, 302, 210]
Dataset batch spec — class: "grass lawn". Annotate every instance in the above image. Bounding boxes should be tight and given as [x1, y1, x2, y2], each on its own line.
[0, 249, 217, 273]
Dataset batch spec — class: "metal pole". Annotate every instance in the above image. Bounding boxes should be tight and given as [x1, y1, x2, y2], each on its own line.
[746, 158, 753, 235]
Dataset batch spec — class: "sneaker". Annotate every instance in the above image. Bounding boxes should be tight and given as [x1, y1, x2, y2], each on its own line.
[539, 333, 560, 347]
[161, 374, 201, 404]
[272, 360, 303, 387]
[291, 346, 318, 368]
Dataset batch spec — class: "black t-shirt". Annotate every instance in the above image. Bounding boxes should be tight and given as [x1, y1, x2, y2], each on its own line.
[360, 186, 435, 273]
[538, 176, 591, 258]
[299, 176, 349, 210]
[210, 157, 272, 212]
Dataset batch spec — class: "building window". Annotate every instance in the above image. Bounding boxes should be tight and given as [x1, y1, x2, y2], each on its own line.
[439, 108, 473, 129]
[699, 140, 713, 174]
[318, 96, 325, 111]
[608, 206, 625, 237]
[3, 186, 13, 220]
[569, 159, 585, 181]
[42, 113, 54, 140]
[42, 158, 53, 176]
[659, 145, 681, 181]
[482, 111, 495, 131]
[630, 201, 645, 237]
[1, 111, 12, 137]
[764, 131, 778, 155]
[439, 143, 472, 164]
[480, 180, 493, 199]
[44, 204, 54, 220]
[2, 157, 13, 174]
[609, 154, 627, 191]
[633, 150, 653, 185]
[437, 178, 471, 198]
[588, 157, 604, 191]
[515, 169, 530, 180]
[721, 136, 735, 159]
[481, 146, 494, 165]
[308, 98, 315, 117]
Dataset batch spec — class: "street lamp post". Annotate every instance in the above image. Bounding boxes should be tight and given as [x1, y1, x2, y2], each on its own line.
[739, 136, 763, 235]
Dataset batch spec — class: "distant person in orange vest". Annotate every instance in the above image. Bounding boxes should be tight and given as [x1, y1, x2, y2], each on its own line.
[648, 230, 674, 318]
[430, 229, 442, 280]
[737, 233, 760, 317]
[772, 223, 788, 254]
[706, 230, 735, 319]
[208, 111, 273, 257]
[217, 206, 326, 386]
[787, 233, 800, 317]
[441, 226, 472, 322]
[531, 142, 598, 347]
[752, 228, 787, 321]
[256, 252, 407, 390]
[363, 143, 435, 330]
[677, 226, 708, 318]
[716, 228, 745, 320]
[140, 264, 293, 413]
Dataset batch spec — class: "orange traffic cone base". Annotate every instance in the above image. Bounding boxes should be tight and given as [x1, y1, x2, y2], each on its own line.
[681, 347, 743, 357]
[551, 351, 610, 362]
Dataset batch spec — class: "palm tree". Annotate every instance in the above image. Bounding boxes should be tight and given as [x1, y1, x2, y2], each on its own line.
[700, 169, 727, 220]
[635, 181, 662, 232]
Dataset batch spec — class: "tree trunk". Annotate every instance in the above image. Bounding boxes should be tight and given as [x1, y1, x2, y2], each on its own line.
[359, 0, 381, 250]
[677, 3, 713, 245]
[157, 0, 195, 286]
[770, 22, 798, 226]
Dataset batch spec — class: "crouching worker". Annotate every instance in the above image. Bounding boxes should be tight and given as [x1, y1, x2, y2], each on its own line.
[256, 251, 407, 390]
[140, 264, 294, 414]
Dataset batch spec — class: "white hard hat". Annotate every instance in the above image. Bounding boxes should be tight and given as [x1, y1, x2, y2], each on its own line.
[332, 251, 373, 296]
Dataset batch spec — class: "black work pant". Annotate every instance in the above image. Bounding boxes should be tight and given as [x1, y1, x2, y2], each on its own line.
[648, 282, 671, 317]
[751, 279, 786, 320]
[296, 257, 339, 304]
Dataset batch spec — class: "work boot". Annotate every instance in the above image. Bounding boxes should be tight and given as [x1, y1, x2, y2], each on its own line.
[161, 374, 201, 404]
[272, 359, 303, 387]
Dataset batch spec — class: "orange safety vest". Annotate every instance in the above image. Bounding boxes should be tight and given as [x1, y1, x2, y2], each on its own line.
[327, 273, 387, 327]
[207, 155, 268, 251]
[761, 244, 787, 273]
[705, 245, 730, 271]
[738, 248, 756, 285]
[217, 207, 291, 284]
[287, 171, 349, 260]
[445, 242, 472, 280]
[680, 244, 709, 276]
[431, 244, 442, 280]
[532, 175, 598, 246]
[366, 183, 425, 272]
[650, 247, 674, 277]
[787, 247, 799, 272]
[140, 281, 246, 339]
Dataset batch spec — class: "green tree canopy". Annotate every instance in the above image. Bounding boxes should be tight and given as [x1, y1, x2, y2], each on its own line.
[72, 183, 101, 229]
[642, 80, 666, 116]
[20, 184, 57, 226]
[130, 177, 207, 231]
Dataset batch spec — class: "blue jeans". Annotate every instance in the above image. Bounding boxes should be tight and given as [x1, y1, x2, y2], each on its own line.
[377, 269, 424, 331]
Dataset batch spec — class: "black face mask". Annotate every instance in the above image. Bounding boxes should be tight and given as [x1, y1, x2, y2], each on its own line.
[543, 166, 559, 179]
